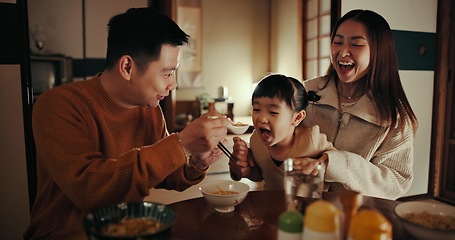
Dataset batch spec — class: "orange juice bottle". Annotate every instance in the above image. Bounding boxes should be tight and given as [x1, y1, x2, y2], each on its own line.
[348, 209, 392, 240]
[302, 200, 341, 240]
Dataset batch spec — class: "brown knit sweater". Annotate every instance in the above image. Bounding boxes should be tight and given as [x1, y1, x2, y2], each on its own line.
[24, 75, 204, 239]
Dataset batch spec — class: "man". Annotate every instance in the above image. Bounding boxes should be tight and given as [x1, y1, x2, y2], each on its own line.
[24, 8, 229, 239]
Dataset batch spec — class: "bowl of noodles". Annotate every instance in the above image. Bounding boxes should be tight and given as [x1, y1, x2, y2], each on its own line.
[394, 201, 455, 240]
[199, 180, 250, 213]
[83, 201, 176, 240]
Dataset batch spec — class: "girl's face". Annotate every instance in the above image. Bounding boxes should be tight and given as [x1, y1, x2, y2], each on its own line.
[252, 97, 302, 147]
[330, 19, 371, 84]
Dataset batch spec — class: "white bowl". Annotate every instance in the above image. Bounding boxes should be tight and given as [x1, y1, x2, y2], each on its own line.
[394, 201, 455, 240]
[199, 180, 250, 213]
[227, 122, 250, 135]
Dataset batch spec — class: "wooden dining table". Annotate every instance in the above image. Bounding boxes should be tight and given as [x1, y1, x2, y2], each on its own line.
[166, 190, 416, 240]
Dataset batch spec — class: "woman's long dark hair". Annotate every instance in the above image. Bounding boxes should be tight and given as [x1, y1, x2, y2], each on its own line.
[325, 9, 418, 133]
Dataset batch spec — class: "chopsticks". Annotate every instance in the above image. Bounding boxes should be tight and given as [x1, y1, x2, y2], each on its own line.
[217, 142, 236, 162]
[207, 115, 236, 162]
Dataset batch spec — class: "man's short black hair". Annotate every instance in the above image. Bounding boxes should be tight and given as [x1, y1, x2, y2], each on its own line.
[105, 7, 189, 72]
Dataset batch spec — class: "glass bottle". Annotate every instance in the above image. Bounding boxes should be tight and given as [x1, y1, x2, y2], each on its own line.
[277, 207, 304, 240]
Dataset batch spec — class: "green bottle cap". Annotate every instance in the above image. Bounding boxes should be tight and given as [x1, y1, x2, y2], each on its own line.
[278, 210, 304, 233]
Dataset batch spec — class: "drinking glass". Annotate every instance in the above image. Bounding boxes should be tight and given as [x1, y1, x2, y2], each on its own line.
[283, 158, 326, 211]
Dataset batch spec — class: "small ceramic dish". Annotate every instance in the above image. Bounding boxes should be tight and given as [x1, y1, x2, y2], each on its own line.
[199, 180, 250, 213]
[207, 115, 249, 134]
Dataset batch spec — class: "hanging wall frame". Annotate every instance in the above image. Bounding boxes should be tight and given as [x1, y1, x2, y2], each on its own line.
[176, 0, 202, 89]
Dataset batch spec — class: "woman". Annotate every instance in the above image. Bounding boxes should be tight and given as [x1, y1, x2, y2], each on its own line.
[302, 9, 418, 200]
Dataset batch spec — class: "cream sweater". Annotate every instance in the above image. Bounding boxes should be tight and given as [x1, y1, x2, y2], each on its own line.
[303, 76, 414, 200]
[249, 125, 334, 190]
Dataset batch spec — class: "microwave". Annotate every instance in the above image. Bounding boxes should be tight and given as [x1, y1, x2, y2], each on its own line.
[30, 54, 73, 96]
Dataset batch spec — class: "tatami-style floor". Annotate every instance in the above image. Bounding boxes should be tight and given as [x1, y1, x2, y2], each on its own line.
[145, 132, 264, 205]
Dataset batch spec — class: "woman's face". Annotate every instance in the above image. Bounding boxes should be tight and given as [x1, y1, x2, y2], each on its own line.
[331, 19, 371, 84]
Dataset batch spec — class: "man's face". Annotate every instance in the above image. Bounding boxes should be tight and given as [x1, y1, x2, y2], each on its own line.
[130, 44, 181, 108]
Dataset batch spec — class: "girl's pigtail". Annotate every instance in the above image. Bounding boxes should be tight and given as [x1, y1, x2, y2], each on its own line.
[307, 91, 321, 102]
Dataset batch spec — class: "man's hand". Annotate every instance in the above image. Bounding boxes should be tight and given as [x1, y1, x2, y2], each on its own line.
[179, 111, 229, 168]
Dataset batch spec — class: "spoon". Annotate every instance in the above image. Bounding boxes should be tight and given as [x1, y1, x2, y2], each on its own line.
[227, 122, 249, 135]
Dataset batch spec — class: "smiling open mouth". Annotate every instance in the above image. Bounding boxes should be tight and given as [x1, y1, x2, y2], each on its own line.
[339, 61, 355, 71]
[260, 128, 271, 139]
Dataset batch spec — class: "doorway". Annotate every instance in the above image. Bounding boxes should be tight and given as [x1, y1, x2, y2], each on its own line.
[430, 0, 455, 205]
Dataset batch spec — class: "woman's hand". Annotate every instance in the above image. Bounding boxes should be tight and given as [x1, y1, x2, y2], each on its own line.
[291, 154, 328, 176]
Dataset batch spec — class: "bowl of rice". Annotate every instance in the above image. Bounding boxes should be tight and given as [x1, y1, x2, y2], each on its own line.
[394, 200, 455, 240]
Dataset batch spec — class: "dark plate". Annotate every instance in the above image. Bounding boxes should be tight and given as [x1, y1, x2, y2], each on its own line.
[83, 202, 176, 240]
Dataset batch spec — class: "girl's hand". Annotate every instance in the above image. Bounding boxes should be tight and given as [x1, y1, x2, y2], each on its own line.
[229, 137, 254, 178]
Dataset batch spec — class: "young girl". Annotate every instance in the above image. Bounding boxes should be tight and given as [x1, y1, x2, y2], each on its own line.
[229, 73, 334, 190]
